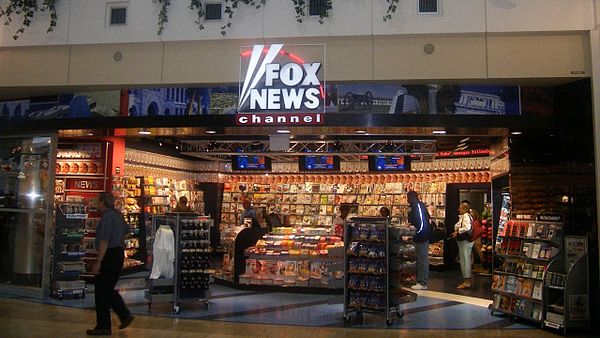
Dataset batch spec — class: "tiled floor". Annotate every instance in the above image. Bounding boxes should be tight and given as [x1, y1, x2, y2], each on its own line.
[0, 269, 588, 337]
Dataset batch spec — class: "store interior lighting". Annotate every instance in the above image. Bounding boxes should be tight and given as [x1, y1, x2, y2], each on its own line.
[138, 129, 152, 135]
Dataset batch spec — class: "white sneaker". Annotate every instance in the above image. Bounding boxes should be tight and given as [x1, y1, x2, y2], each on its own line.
[410, 283, 428, 290]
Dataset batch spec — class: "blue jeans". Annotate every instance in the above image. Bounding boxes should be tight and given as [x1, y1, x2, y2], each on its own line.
[415, 240, 429, 286]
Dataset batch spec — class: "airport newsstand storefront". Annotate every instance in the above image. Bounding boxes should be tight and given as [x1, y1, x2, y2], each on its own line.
[0, 41, 597, 331]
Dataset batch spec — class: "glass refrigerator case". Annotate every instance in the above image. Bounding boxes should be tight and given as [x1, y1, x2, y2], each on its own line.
[0, 135, 56, 297]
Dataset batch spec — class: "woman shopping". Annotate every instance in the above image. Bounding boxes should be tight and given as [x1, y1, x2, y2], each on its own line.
[452, 202, 474, 289]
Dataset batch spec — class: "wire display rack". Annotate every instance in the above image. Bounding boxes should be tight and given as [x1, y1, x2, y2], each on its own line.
[145, 213, 213, 314]
[343, 216, 417, 326]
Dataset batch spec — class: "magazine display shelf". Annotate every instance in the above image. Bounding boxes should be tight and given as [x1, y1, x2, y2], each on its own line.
[343, 216, 417, 326]
[490, 213, 563, 326]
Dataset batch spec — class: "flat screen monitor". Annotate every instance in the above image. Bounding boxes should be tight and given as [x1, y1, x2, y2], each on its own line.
[368, 155, 410, 171]
[298, 155, 340, 171]
[232, 155, 271, 171]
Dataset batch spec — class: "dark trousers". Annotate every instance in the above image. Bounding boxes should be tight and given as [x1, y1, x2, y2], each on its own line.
[95, 247, 130, 330]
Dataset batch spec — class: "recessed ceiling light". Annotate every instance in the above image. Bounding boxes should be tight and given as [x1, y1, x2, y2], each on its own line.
[355, 130, 367, 134]
[432, 130, 446, 134]
[86, 133, 94, 136]
[138, 129, 151, 135]
[205, 130, 217, 134]
[510, 131, 523, 135]
[159, 142, 163, 147]
[276, 129, 290, 134]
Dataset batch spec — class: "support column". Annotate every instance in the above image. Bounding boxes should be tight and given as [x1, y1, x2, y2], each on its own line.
[590, 28, 600, 302]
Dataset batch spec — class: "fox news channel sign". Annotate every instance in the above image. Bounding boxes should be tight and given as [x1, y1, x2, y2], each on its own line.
[237, 44, 325, 125]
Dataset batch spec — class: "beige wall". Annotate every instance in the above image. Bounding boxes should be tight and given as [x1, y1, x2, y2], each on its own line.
[0, 32, 592, 91]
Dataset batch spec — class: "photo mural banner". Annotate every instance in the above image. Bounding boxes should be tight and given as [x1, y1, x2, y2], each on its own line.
[0, 92, 121, 120]
[335, 84, 522, 115]
[0, 85, 552, 121]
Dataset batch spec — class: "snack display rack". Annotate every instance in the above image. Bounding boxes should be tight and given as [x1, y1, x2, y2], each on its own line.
[52, 203, 87, 299]
[490, 213, 564, 326]
[343, 217, 417, 326]
[145, 213, 213, 314]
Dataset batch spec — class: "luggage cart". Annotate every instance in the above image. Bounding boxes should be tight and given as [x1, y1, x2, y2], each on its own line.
[145, 213, 212, 314]
[343, 217, 417, 326]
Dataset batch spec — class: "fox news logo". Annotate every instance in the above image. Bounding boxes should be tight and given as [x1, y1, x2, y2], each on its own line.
[238, 44, 324, 113]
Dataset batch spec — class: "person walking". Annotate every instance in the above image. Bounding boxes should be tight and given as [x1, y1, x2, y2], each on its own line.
[453, 202, 474, 289]
[408, 191, 431, 290]
[87, 192, 134, 336]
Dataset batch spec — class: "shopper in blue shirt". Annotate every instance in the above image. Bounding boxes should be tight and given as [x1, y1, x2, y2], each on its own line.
[241, 198, 260, 228]
[408, 190, 431, 290]
[87, 192, 134, 336]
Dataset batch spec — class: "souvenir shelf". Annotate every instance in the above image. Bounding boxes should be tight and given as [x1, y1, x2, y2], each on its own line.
[52, 203, 87, 299]
[343, 217, 417, 326]
[54, 142, 109, 203]
[239, 227, 345, 288]
[543, 236, 589, 334]
[54, 142, 111, 276]
[125, 175, 199, 267]
[490, 213, 564, 325]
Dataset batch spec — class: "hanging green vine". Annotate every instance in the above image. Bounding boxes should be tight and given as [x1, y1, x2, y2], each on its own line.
[0, 0, 58, 40]
[383, 0, 400, 21]
[154, 0, 170, 35]
[221, 0, 265, 36]
[189, 0, 206, 30]
[1, 1, 401, 40]
[291, 0, 305, 23]
[292, 0, 332, 24]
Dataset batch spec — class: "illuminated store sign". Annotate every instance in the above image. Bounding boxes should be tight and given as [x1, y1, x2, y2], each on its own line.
[237, 44, 325, 125]
[436, 149, 490, 158]
[66, 178, 104, 192]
